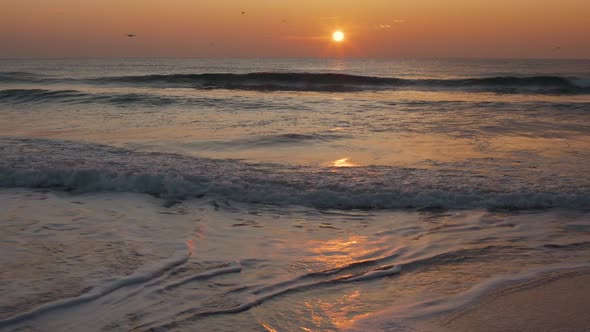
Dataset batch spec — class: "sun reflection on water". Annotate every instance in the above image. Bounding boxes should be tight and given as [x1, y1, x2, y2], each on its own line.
[185, 224, 205, 257]
[332, 157, 357, 167]
[307, 235, 370, 270]
[301, 289, 367, 330]
[260, 322, 278, 332]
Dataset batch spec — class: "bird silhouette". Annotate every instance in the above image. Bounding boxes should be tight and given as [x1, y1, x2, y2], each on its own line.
[127, 34, 136, 37]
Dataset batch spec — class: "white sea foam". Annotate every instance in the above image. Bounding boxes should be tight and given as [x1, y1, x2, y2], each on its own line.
[0, 250, 190, 328]
[1, 166, 588, 210]
[0, 138, 587, 210]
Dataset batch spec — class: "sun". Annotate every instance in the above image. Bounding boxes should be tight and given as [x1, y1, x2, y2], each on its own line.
[332, 30, 345, 42]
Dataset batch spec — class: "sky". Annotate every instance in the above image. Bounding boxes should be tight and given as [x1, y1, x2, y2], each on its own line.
[1, 0, 589, 58]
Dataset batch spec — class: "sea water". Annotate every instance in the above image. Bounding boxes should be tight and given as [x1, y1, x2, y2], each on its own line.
[0, 58, 589, 331]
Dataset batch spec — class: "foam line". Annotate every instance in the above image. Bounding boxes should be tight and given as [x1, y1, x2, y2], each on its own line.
[0, 251, 189, 328]
[159, 262, 242, 292]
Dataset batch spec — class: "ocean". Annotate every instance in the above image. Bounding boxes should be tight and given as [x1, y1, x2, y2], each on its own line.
[0, 58, 589, 331]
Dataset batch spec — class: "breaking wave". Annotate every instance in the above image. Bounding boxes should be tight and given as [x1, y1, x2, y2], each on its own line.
[0, 138, 588, 210]
[2, 71, 589, 94]
[89, 73, 590, 94]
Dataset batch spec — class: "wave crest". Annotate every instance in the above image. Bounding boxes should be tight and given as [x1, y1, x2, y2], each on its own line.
[2, 71, 588, 94]
[0, 138, 587, 210]
[94, 73, 589, 94]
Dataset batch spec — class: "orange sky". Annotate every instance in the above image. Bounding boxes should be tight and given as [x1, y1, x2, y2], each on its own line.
[1, 0, 588, 58]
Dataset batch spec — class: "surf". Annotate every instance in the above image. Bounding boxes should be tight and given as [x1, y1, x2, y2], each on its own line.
[2, 71, 589, 94]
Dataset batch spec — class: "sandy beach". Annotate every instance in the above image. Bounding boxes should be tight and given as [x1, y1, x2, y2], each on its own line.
[426, 269, 590, 332]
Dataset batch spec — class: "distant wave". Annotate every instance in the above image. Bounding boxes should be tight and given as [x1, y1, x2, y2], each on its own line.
[0, 88, 305, 109]
[193, 133, 351, 150]
[1, 88, 589, 113]
[0, 88, 86, 103]
[0, 88, 180, 106]
[1, 138, 588, 210]
[0, 71, 49, 83]
[2, 71, 589, 94]
[2, 88, 589, 111]
[0, 89, 147, 106]
[92, 73, 590, 94]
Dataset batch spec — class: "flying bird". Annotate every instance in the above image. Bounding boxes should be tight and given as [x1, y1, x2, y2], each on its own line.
[127, 34, 136, 37]
[241, 11, 245, 15]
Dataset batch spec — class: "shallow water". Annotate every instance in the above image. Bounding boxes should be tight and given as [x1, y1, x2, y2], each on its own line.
[0, 190, 589, 331]
[0, 58, 589, 331]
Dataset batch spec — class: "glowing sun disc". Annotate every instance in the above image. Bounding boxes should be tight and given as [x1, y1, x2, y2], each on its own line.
[332, 30, 345, 42]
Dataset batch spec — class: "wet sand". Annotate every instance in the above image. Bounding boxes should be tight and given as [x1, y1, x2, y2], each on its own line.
[430, 270, 590, 332]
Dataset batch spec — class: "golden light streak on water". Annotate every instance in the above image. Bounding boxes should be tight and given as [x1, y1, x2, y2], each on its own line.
[332, 157, 357, 167]
[185, 225, 205, 257]
[260, 322, 278, 332]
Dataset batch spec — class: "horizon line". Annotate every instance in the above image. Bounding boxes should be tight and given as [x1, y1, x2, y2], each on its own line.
[0, 56, 589, 61]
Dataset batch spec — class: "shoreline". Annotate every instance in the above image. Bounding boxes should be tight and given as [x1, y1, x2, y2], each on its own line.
[424, 268, 590, 332]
